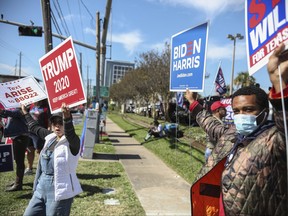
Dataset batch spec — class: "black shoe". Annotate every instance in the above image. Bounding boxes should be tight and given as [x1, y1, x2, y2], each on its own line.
[5, 184, 22, 192]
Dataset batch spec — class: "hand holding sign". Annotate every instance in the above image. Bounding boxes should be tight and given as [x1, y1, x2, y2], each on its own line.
[61, 103, 71, 120]
[267, 43, 288, 93]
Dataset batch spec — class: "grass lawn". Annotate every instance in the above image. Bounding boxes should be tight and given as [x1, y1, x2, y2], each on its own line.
[108, 112, 206, 183]
[0, 111, 206, 216]
[0, 121, 145, 216]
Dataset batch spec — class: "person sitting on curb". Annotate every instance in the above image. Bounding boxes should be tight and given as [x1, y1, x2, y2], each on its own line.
[144, 120, 163, 141]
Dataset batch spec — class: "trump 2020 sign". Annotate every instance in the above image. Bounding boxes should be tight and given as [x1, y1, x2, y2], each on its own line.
[170, 22, 209, 92]
[39, 37, 86, 113]
[245, 0, 288, 75]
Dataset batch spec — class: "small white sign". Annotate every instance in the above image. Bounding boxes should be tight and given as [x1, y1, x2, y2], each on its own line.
[0, 76, 47, 109]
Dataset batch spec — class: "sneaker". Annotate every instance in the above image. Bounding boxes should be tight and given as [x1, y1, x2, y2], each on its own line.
[24, 168, 33, 175]
[5, 184, 22, 192]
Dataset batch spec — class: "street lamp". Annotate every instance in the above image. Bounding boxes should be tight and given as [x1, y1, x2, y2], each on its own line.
[227, 33, 244, 95]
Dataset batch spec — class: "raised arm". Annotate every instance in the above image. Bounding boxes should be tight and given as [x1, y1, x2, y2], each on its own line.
[267, 43, 288, 93]
[267, 43, 288, 140]
[21, 104, 51, 139]
[61, 103, 80, 156]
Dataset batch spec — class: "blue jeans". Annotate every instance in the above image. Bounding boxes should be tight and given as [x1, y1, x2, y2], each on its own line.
[23, 174, 73, 216]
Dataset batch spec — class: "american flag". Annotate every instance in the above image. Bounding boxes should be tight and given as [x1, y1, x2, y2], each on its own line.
[215, 67, 227, 95]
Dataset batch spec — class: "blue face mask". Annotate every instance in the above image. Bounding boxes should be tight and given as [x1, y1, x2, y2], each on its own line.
[233, 114, 257, 136]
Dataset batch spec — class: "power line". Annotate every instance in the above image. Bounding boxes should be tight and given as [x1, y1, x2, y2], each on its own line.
[52, 0, 70, 36]
[51, 10, 63, 37]
[80, 0, 95, 23]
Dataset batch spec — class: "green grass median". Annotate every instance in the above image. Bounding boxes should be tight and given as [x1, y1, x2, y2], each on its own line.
[0, 112, 205, 215]
[0, 119, 145, 216]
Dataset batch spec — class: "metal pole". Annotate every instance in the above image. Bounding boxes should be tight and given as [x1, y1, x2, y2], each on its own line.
[100, 0, 112, 86]
[79, 52, 82, 77]
[86, 66, 89, 103]
[95, 12, 101, 143]
[19, 52, 22, 78]
[41, 0, 53, 52]
[230, 38, 236, 96]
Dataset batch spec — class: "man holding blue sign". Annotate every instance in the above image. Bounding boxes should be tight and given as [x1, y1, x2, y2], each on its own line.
[186, 43, 287, 215]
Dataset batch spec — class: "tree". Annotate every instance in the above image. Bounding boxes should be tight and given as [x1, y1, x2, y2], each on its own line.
[234, 71, 256, 89]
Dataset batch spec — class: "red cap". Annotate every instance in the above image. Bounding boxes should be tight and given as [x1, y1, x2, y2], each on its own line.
[210, 101, 228, 112]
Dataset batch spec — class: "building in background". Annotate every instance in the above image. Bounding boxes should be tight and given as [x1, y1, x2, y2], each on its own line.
[104, 60, 135, 87]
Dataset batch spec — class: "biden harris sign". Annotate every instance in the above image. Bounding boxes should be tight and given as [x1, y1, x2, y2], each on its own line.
[170, 22, 209, 92]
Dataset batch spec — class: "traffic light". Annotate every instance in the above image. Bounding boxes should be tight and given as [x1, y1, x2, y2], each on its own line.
[18, 26, 42, 37]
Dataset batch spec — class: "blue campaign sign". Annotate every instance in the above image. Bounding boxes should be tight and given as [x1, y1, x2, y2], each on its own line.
[246, 0, 288, 75]
[170, 22, 209, 92]
[0, 144, 14, 172]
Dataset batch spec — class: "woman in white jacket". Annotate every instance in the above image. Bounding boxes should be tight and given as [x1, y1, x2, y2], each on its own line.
[22, 103, 82, 216]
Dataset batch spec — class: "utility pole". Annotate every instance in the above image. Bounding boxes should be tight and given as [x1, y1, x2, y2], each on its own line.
[100, 0, 112, 86]
[14, 60, 17, 75]
[41, 0, 53, 52]
[79, 52, 82, 77]
[86, 65, 90, 105]
[19, 52, 22, 78]
[95, 11, 101, 143]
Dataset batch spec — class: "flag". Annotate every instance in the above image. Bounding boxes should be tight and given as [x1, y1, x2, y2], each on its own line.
[176, 92, 184, 107]
[215, 67, 227, 95]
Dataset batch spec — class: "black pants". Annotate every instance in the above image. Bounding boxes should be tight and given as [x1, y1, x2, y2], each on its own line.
[12, 135, 31, 185]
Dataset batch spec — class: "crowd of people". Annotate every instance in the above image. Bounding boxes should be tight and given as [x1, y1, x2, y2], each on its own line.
[0, 101, 82, 215]
[0, 42, 287, 215]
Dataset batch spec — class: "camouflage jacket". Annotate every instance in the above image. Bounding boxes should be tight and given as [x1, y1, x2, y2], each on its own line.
[191, 98, 287, 216]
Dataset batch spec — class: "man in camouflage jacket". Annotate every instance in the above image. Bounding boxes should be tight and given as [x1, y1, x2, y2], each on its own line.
[185, 44, 288, 215]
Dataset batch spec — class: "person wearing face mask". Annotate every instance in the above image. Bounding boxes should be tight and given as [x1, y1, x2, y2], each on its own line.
[21, 103, 82, 216]
[185, 43, 288, 216]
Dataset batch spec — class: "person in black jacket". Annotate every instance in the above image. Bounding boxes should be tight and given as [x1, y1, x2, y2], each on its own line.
[0, 107, 33, 191]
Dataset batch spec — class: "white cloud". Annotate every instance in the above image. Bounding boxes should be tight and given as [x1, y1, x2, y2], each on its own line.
[207, 41, 246, 61]
[84, 28, 143, 54]
[151, 0, 244, 17]
[0, 63, 15, 74]
[63, 14, 75, 22]
[112, 31, 144, 54]
[84, 27, 95, 35]
[148, 37, 170, 51]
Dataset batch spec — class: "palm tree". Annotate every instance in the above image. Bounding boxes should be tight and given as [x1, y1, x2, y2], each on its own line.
[234, 71, 256, 89]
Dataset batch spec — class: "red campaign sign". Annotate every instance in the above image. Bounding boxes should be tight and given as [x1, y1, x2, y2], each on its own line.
[39, 37, 86, 113]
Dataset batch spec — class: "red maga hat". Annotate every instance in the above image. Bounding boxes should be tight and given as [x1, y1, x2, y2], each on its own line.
[210, 101, 228, 112]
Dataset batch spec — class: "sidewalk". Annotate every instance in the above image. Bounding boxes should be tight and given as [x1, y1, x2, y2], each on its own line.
[105, 117, 191, 216]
